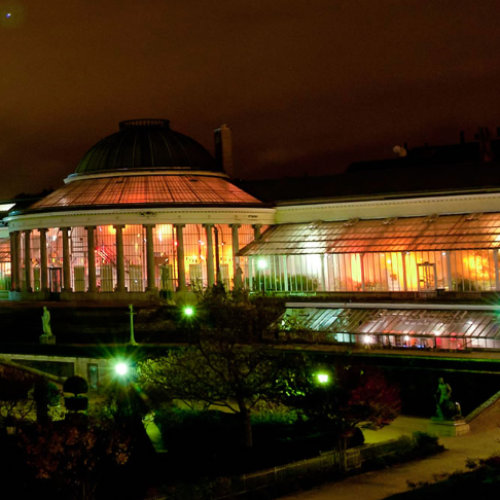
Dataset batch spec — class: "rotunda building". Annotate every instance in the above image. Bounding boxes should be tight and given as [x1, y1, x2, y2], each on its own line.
[6, 119, 275, 300]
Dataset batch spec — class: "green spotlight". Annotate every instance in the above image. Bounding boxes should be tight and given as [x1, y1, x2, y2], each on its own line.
[114, 362, 129, 376]
[183, 306, 194, 317]
[316, 372, 330, 384]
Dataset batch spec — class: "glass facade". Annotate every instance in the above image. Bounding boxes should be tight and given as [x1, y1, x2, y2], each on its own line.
[0, 238, 10, 290]
[241, 214, 500, 293]
[281, 307, 500, 350]
[7, 212, 500, 296]
[246, 250, 500, 293]
[7, 223, 255, 293]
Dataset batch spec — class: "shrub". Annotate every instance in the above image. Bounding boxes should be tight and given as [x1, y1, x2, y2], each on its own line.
[412, 432, 444, 456]
[63, 376, 88, 396]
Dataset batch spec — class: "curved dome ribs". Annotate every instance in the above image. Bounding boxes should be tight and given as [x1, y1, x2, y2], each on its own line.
[29, 174, 262, 211]
[112, 131, 129, 171]
[21, 119, 265, 214]
[74, 119, 220, 175]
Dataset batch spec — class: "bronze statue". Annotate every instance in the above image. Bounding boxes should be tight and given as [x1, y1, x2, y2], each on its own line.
[435, 377, 461, 420]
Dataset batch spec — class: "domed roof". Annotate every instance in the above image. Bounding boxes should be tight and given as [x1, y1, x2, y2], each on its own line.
[74, 119, 220, 175]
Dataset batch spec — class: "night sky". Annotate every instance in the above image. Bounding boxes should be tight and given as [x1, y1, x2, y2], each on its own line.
[1, 1, 500, 199]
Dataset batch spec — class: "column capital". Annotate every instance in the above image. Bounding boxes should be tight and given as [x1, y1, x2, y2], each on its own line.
[113, 224, 125, 230]
[174, 223, 185, 228]
[230, 223, 241, 228]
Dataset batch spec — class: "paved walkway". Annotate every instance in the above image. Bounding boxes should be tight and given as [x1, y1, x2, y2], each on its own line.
[281, 413, 500, 500]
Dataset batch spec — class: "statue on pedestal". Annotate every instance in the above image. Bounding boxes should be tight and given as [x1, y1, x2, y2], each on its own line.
[40, 306, 56, 344]
[434, 377, 461, 420]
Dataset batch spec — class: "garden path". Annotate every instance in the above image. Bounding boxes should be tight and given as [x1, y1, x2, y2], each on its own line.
[280, 414, 500, 500]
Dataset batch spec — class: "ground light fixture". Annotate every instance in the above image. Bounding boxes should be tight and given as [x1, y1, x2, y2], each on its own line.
[316, 372, 330, 384]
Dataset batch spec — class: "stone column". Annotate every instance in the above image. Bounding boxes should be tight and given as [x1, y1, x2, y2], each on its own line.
[175, 224, 186, 291]
[231, 224, 241, 290]
[253, 224, 262, 240]
[39, 229, 48, 292]
[248, 256, 253, 290]
[114, 225, 126, 292]
[494, 250, 500, 292]
[145, 224, 157, 291]
[62, 227, 72, 292]
[284, 255, 289, 292]
[446, 251, 454, 291]
[24, 230, 32, 292]
[360, 253, 366, 292]
[10, 231, 19, 291]
[86, 226, 97, 292]
[401, 252, 408, 292]
[204, 224, 215, 287]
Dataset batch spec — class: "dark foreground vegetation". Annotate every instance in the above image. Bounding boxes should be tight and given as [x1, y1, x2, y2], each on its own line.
[386, 455, 500, 500]
[0, 295, 490, 499]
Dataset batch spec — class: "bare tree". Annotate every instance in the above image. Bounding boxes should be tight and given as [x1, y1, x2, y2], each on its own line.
[140, 298, 294, 448]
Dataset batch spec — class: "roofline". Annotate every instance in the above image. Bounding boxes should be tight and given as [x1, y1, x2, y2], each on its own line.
[13, 201, 273, 217]
[276, 185, 500, 207]
[65, 169, 230, 184]
[285, 302, 500, 312]
[4, 206, 277, 230]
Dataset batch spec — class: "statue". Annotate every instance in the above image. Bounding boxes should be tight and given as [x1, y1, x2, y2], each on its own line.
[234, 263, 243, 290]
[40, 306, 56, 344]
[434, 377, 461, 420]
[41, 306, 52, 336]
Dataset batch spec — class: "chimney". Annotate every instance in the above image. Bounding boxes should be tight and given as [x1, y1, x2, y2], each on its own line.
[214, 124, 233, 178]
[477, 127, 492, 162]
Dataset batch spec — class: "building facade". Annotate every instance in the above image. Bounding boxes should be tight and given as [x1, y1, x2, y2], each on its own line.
[2, 119, 274, 300]
[3, 120, 500, 350]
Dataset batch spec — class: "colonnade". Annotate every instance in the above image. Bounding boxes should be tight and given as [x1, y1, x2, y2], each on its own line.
[9, 223, 263, 294]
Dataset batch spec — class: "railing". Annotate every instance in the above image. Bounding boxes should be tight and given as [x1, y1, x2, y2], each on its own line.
[141, 438, 414, 500]
[231, 448, 361, 495]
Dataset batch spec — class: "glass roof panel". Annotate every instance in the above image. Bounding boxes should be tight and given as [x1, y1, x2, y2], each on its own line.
[282, 307, 500, 339]
[240, 213, 500, 255]
[29, 175, 262, 210]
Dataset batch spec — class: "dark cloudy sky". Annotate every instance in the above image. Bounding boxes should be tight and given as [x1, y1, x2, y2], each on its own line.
[1, 0, 500, 199]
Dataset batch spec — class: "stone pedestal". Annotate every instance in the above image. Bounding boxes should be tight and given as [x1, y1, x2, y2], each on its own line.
[40, 334, 56, 345]
[428, 418, 470, 437]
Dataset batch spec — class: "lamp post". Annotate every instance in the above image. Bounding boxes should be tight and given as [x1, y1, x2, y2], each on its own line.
[127, 305, 138, 346]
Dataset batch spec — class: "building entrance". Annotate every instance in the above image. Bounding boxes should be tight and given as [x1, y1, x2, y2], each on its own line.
[417, 263, 437, 291]
[49, 268, 62, 292]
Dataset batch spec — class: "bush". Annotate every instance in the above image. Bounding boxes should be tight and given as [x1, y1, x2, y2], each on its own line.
[63, 376, 88, 396]
[250, 402, 299, 426]
[64, 396, 89, 412]
[412, 431, 444, 456]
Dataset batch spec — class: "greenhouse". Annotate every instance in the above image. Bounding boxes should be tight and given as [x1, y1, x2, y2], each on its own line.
[239, 213, 500, 293]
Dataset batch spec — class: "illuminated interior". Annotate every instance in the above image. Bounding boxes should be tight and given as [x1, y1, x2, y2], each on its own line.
[240, 214, 500, 293]
[281, 307, 500, 350]
[10, 223, 254, 293]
